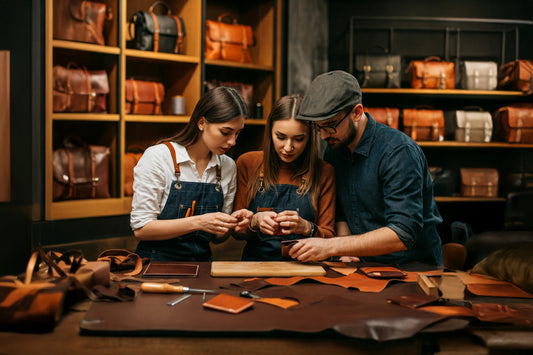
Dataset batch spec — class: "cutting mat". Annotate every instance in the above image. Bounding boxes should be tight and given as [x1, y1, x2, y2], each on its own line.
[211, 261, 326, 277]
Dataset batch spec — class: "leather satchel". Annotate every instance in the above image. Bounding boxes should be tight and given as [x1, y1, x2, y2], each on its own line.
[53, 63, 109, 113]
[460, 168, 499, 198]
[498, 60, 533, 93]
[460, 61, 498, 90]
[53, 137, 110, 201]
[130, 1, 185, 54]
[365, 107, 399, 129]
[205, 14, 254, 63]
[494, 103, 533, 143]
[445, 109, 493, 142]
[402, 108, 445, 141]
[429, 167, 458, 196]
[205, 80, 253, 115]
[408, 56, 455, 89]
[354, 54, 401, 88]
[125, 79, 165, 115]
[53, 0, 111, 45]
[124, 146, 144, 196]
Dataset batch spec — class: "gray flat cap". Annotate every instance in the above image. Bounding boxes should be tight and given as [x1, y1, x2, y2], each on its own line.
[297, 70, 362, 122]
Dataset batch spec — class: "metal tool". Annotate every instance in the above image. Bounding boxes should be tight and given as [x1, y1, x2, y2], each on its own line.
[239, 290, 262, 299]
[167, 294, 191, 306]
[141, 282, 219, 294]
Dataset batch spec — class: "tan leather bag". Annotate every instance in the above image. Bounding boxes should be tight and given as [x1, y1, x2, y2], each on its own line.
[402, 108, 444, 141]
[365, 107, 399, 129]
[494, 103, 533, 143]
[205, 14, 254, 63]
[53, 0, 111, 45]
[125, 79, 165, 114]
[123, 146, 144, 196]
[460, 168, 499, 197]
[53, 137, 110, 201]
[498, 60, 533, 93]
[408, 56, 455, 89]
[53, 63, 109, 113]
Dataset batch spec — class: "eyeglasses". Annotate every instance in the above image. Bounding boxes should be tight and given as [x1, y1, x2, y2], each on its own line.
[313, 109, 351, 135]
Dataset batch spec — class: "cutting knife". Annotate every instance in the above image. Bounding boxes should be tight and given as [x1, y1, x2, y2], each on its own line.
[141, 282, 219, 294]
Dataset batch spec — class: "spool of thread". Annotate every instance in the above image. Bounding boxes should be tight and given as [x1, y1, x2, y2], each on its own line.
[253, 103, 263, 119]
[171, 95, 185, 115]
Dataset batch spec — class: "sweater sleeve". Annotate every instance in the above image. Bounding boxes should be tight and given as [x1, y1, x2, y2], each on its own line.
[314, 160, 336, 238]
[233, 151, 262, 211]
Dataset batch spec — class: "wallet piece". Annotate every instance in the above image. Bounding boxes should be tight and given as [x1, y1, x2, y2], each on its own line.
[281, 240, 298, 258]
[202, 293, 254, 314]
[143, 262, 199, 277]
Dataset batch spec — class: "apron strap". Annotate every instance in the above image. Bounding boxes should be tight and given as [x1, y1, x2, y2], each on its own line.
[164, 142, 181, 189]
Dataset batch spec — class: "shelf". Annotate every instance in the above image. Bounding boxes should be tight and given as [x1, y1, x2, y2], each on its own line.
[362, 88, 527, 96]
[418, 141, 533, 148]
[435, 196, 505, 202]
[53, 40, 120, 55]
[245, 119, 267, 125]
[52, 113, 121, 122]
[204, 59, 274, 72]
[125, 114, 190, 123]
[48, 198, 132, 220]
[125, 49, 199, 64]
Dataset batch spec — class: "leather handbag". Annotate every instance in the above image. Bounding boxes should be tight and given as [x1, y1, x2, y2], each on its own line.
[130, 1, 185, 54]
[125, 79, 165, 114]
[402, 108, 445, 141]
[444, 108, 493, 142]
[205, 14, 254, 63]
[460, 61, 498, 90]
[205, 80, 253, 115]
[408, 56, 455, 89]
[429, 167, 458, 196]
[53, 137, 110, 201]
[354, 54, 401, 88]
[460, 168, 499, 197]
[124, 146, 144, 196]
[53, 0, 112, 45]
[365, 107, 399, 129]
[53, 63, 109, 113]
[498, 60, 533, 93]
[494, 103, 533, 143]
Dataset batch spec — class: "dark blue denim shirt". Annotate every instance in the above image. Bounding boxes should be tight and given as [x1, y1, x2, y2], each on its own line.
[324, 113, 443, 266]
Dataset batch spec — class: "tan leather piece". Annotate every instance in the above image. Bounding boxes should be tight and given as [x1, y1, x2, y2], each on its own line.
[256, 298, 299, 309]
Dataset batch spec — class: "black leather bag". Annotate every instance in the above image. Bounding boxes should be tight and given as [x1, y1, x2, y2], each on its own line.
[429, 167, 458, 196]
[130, 1, 185, 54]
[354, 54, 401, 88]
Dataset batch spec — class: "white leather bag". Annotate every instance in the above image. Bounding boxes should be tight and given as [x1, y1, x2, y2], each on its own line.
[460, 61, 498, 90]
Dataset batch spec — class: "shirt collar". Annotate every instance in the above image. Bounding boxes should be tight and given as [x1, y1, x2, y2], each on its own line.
[174, 143, 221, 168]
[350, 113, 376, 158]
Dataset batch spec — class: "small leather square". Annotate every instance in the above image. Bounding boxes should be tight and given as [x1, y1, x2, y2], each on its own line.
[281, 240, 298, 258]
[143, 262, 199, 277]
[202, 293, 254, 314]
[359, 266, 407, 279]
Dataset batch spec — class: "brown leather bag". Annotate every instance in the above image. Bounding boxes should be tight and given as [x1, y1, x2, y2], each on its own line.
[53, 0, 111, 45]
[53, 137, 110, 201]
[123, 146, 144, 196]
[408, 56, 455, 89]
[365, 107, 399, 129]
[205, 80, 253, 115]
[498, 60, 533, 93]
[494, 103, 533, 143]
[205, 14, 254, 63]
[402, 108, 445, 141]
[460, 168, 499, 197]
[53, 63, 109, 113]
[125, 79, 165, 114]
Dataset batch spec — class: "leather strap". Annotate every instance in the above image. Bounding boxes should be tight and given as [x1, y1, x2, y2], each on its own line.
[131, 79, 139, 114]
[149, 12, 160, 52]
[152, 82, 161, 114]
[164, 141, 181, 189]
[240, 25, 248, 63]
[172, 15, 183, 53]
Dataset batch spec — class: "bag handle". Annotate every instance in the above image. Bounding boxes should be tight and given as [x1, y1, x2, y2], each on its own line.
[217, 13, 238, 24]
[424, 56, 442, 62]
[149, 1, 171, 15]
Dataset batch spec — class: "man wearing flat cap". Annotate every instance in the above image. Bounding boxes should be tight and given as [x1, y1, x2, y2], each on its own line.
[290, 70, 443, 266]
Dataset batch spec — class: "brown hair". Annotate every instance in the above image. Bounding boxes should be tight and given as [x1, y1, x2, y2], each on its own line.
[246, 94, 321, 215]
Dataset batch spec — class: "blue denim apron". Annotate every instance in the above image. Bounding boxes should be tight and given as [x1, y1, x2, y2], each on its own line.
[242, 183, 315, 261]
[136, 143, 223, 261]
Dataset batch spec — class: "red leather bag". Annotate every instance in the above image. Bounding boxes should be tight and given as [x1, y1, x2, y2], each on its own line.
[53, 64, 109, 113]
[125, 79, 165, 114]
[365, 107, 399, 129]
[53, 0, 112, 45]
[498, 60, 533, 93]
[402, 108, 445, 141]
[205, 14, 254, 63]
[408, 57, 455, 89]
[494, 103, 533, 143]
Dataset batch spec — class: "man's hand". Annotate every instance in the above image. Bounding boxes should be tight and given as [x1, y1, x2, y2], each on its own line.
[288, 238, 334, 262]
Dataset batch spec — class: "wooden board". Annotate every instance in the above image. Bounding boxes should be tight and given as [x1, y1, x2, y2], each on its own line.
[211, 261, 326, 277]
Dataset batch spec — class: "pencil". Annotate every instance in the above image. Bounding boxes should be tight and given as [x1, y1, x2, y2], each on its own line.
[191, 200, 196, 216]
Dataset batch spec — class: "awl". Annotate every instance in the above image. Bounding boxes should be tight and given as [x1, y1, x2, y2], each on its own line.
[141, 282, 219, 294]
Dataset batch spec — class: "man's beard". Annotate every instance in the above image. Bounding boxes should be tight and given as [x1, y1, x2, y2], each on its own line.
[328, 122, 357, 150]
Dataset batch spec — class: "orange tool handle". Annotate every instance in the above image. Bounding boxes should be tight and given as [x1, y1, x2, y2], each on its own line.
[141, 282, 185, 294]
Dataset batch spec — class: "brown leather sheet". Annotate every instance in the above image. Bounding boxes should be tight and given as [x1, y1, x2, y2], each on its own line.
[80, 263, 465, 341]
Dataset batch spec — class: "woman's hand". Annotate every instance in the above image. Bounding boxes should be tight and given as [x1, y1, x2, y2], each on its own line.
[231, 209, 254, 232]
[275, 210, 310, 236]
[199, 212, 239, 235]
[251, 211, 279, 235]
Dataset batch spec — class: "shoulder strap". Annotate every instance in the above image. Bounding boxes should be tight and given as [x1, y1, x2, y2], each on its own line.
[164, 142, 181, 189]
